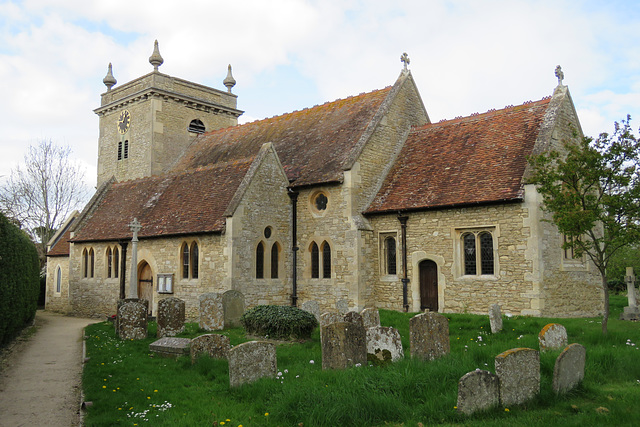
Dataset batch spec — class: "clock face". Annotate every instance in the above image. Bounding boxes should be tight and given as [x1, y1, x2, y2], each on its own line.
[117, 110, 131, 134]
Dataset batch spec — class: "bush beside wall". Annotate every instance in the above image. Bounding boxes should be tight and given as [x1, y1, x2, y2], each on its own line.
[0, 213, 40, 346]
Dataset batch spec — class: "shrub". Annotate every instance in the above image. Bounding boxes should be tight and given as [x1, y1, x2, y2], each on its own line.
[241, 305, 318, 340]
[0, 213, 40, 345]
[608, 279, 626, 294]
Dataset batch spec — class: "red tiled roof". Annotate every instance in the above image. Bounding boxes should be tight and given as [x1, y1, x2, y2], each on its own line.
[71, 159, 253, 242]
[46, 227, 72, 257]
[366, 98, 552, 214]
[175, 87, 392, 187]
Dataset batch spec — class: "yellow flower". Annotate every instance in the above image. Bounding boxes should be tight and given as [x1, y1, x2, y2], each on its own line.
[265, 412, 269, 416]
[454, 406, 457, 409]
[102, 385, 106, 389]
[118, 408, 122, 410]
[112, 389, 116, 392]
[505, 408, 510, 412]
[226, 420, 230, 422]
[154, 389, 158, 392]
[220, 423, 225, 426]
[147, 396, 150, 399]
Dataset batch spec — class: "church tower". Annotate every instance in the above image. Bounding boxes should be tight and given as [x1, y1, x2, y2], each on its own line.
[94, 41, 243, 186]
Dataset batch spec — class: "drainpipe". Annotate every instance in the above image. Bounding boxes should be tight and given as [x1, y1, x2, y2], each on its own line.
[119, 240, 128, 300]
[398, 213, 409, 312]
[288, 189, 299, 306]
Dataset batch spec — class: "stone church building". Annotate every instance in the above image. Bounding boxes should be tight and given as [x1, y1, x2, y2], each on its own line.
[45, 43, 603, 319]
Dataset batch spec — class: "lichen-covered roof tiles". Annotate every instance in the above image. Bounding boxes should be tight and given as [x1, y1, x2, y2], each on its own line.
[174, 87, 392, 187]
[71, 159, 254, 242]
[366, 97, 552, 214]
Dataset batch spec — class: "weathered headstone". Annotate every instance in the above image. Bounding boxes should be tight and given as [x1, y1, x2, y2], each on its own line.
[190, 334, 230, 364]
[621, 267, 640, 321]
[343, 311, 364, 327]
[488, 304, 502, 334]
[228, 341, 277, 388]
[319, 312, 342, 328]
[457, 369, 500, 415]
[116, 298, 149, 331]
[361, 308, 381, 328]
[538, 323, 568, 351]
[157, 297, 185, 337]
[199, 293, 223, 331]
[301, 300, 321, 322]
[321, 322, 367, 370]
[117, 300, 147, 340]
[495, 348, 540, 406]
[553, 343, 586, 394]
[409, 312, 450, 361]
[366, 326, 404, 362]
[149, 337, 191, 358]
[222, 290, 245, 328]
[336, 299, 349, 314]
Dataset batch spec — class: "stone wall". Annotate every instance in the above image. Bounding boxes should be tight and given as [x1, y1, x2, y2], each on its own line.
[68, 233, 227, 319]
[45, 256, 71, 313]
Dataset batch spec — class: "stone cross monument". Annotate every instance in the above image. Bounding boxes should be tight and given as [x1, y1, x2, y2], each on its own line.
[621, 267, 639, 320]
[128, 218, 142, 299]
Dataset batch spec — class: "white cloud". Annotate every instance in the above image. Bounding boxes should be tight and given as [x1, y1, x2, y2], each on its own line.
[1, 0, 640, 189]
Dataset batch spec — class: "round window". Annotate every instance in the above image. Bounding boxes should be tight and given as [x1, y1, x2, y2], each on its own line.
[264, 226, 272, 239]
[315, 193, 328, 211]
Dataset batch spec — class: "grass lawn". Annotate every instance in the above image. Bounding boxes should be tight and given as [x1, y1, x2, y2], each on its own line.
[82, 295, 640, 426]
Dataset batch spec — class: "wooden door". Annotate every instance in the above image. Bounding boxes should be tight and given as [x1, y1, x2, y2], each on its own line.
[138, 262, 153, 315]
[419, 260, 438, 311]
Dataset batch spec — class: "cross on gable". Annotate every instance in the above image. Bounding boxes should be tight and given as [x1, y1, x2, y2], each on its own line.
[401, 52, 410, 71]
[128, 217, 142, 235]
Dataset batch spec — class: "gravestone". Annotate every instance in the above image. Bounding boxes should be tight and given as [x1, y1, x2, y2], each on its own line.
[321, 322, 367, 369]
[366, 326, 404, 362]
[488, 304, 502, 334]
[149, 337, 191, 358]
[116, 298, 149, 331]
[319, 312, 342, 328]
[538, 323, 568, 351]
[301, 300, 321, 322]
[336, 299, 349, 314]
[457, 369, 500, 415]
[553, 343, 586, 394]
[361, 308, 381, 328]
[495, 348, 540, 406]
[343, 311, 364, 327]
[621, 267, 640, 320]
[157, 297, 185, 337]
[409, 312, 450, 361]
[222, 290, 245, 328]
[228, 341, 277, 388]
[199, 293, 223, 331]
[117, 300, 147, 340]
[190, 334, 230, 364]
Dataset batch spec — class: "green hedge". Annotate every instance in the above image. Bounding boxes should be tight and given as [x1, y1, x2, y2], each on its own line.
[0, 213, 40, 345]
[240, 305, 318, 339]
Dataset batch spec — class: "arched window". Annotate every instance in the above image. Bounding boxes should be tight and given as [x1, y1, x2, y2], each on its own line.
[114, 247, 119, 278]
[463, 233, 476, 275]
[479, 232, 494, 275]
[188, 119, 206, 134]
[385, 236, 397, 275]
[191, 242, 199, 279]
[106, 247, 112, 278]
[82, 249, 88, 278]
[256, 242, 265, 279]
[56, 266, 62, 293]
[89, 248, 95, 278]
[271, 243, 279, 279]
[311, 242, 320, 278]
[182, 243, 190, 279]
[322, 241, 331, 279]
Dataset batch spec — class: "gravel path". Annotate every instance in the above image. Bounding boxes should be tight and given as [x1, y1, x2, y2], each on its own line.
[0, 311, 97, 427]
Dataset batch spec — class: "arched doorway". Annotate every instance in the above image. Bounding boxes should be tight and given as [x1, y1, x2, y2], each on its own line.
[138, 261, 153, 315]
[419, 260, 438, 311]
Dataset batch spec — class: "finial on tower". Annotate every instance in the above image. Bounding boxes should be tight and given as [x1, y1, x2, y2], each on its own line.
[555, 65, 564, 86]
[400, 52, 410, 72]
[149, 40, 164, 71]
[103, 63, 117, 91]
[223, 64, 236, 93]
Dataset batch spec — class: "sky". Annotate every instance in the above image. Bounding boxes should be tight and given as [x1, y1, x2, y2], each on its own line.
[1, 0, 640, 190]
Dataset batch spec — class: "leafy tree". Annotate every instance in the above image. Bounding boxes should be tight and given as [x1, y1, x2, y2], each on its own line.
[0, 140, 89, 265]
[528, 117, 640, 334]
[607, 243, 640, 286]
